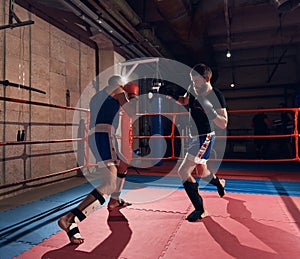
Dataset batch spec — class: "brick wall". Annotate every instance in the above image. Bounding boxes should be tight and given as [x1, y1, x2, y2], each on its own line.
[0, 2, 96, 186]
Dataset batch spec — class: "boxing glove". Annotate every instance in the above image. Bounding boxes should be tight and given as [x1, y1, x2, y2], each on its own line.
[124, 82, 139, 99]
[198, 96, 218, 120]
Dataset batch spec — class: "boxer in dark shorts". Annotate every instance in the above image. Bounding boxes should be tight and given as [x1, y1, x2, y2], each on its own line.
[58, 76, 138, 244]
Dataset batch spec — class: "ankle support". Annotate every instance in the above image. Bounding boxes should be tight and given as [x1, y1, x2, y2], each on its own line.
[71, 207, 86, 222]
[183, 181, 204, 212]
[72, 189, 106, 222]
[71, 189, 105, 222]
[90, 189, 106, 205]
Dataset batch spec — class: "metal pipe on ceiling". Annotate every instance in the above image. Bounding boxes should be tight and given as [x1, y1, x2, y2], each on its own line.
[82, 0, 154, 57]
[81, 0, 152, 56]
[71, 0, 148, 57]
[105, 0, 171, 58]
[62, 0, 150, 58]
[106, 0, 142, 27]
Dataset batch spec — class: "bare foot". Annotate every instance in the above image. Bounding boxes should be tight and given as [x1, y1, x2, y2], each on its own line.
[58, 216, 84, 244]
[108, 198, 132, 211]
[201, 210, 209, 219]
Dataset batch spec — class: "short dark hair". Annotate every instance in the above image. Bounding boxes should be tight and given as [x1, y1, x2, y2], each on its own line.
[190, 63, 212, 79]
[108, 75, 121, 86]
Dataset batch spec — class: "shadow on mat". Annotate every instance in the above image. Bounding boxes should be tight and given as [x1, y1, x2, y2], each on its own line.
[269, 179, 300, 231]
[203, 216, 276, 258]
[203, 196, 299, 258]
[225, 196, 300, 257]
[41, 208, 132, 259]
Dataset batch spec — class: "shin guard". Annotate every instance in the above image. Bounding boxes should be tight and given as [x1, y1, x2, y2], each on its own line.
[183, 181, 204, 212]
[71, 189, 106, 222]
[202, 173, 225, 197]
[183, 181, 207, 222]
[111, 172, 127, 199]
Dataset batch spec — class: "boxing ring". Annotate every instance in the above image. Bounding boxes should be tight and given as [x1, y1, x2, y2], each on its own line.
[128, 108, 300, 164]
[0, 97, 300, 258]
[0, 96, 90, 191]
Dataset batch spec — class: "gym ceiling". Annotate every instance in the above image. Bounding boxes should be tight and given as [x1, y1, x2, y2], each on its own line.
[15, 0, 300, 90]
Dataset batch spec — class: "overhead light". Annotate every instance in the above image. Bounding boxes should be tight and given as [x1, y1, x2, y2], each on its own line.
[226, 50, 231, 58]
[230, 83, 235, 88]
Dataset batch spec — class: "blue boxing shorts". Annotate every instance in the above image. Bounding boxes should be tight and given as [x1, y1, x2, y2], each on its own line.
[88, 124, 119, 168]
[186, 131, 216, 164]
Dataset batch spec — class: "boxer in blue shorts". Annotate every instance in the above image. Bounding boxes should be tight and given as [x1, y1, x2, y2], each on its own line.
[173, 64, 228, 222]
[58, 76, 138, 244]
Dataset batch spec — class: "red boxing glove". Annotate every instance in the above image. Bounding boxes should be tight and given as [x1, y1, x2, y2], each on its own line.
[124, 82, 139, 97]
